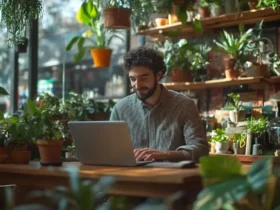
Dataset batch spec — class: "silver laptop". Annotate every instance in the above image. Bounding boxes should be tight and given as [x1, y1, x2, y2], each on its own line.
[68, 121, 152, 166]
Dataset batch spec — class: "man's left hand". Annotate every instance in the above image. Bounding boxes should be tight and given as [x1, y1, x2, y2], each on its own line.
[134, 148, 169, 161]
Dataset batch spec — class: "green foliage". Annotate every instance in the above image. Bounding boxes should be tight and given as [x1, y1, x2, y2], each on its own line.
[86, 99, 116, 114]
[200, 0, 211, 8]
[163, 39, 193, 74]
[257, 0, 280, 10]
[194, 156, 280, 210]
[269, 52, 280, 75]
[225, 93, 243, 111]
[213, 28, 253, 59]
[210, 128, 229, 143]
[0, 0, 43, 46]
[247, 116, 269, 137]
[191, 44, 211, 71]
[66, 0, 123, 63]
[65, 92, 88, 121]
[0, 86, 9, 95]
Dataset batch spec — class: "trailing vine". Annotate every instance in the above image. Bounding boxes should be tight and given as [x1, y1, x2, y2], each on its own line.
[0, 0, 43, 46]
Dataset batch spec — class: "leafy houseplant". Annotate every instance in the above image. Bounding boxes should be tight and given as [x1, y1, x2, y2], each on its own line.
[66, 0, 123, 68]
[213, 27, 253, 79]
[199, 0, 211, 18]
[232, 133, 246, 154]
[225, 93, 245, 125]
[190, 44, 211, 82]
[269, 52, 280, 76]
[194, 156, 280, 210]
[0, 0, 43, 47]
[163, 39, 193, 82]
[86, 99, 116, 121]
[247, 116, 269, 138]
[257, 0, 280, 10]
[210, 128, 230, 154]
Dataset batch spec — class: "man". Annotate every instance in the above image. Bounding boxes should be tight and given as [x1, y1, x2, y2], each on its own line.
[110, 46, 209, 162]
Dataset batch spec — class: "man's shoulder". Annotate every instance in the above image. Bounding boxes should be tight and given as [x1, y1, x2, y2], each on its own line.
[167, 89, 195, 105]
[114, 94, 137, 110]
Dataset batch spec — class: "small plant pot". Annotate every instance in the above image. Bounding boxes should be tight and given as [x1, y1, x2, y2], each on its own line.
[215, 142, 230, 154]
[248, 0, 258, 9]
[229, 110, 238, 124]
[90, 48, 112, 68]
[103, 7, 131, 29]
[199, 7, 211, 18]
[223, 56, 237, 69]
[232, 142, 246, 155]
[87, 112, 109, 121]
[11, 150, 31, 164]
[154, 18, 169, 26]
[16, 38, 28, 53]
[247, 63, 269, 77]
[169, 69, 192, 82]
[225, 69, 239, 79]
[210, 4, 223, 17]
[37, 140, 63, 166]
[65, 152, 73, 159]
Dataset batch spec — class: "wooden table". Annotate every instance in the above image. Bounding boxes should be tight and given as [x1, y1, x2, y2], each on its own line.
[0, 161, 202, 205]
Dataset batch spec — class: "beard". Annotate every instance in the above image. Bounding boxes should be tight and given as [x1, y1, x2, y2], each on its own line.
[135, 78, 157, 101]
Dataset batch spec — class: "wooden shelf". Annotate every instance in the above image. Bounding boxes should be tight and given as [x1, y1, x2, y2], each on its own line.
[138, 8, 280, 37]
[162, 77, 262, 91]
[263, 76, 280, 83]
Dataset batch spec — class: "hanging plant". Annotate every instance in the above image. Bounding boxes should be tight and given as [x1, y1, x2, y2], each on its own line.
[0, 0, 43, 47]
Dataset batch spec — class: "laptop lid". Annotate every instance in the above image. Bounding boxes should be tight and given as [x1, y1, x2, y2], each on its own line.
[68, 121, 138, 166]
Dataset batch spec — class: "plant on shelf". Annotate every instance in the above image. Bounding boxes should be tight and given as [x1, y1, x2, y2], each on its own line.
[199, 0, 211, 18]
[213, 27, 253, 79]
[0, 0, 43, 47]
[232, 132, 246, 154]
[194, 156, 280, 210]
[269, 52, 280, 76]
[66, 0, 123, 68]
[247, 116, 268, 138]
[210, 128, 230, 154]
[209, 0, 223, 17]
[257, 0, 280, 10]
[86, 99, 116, 121]
[163, 39, 193, 82]
[225, 93, 243, 111]
[65, 92, 87, 121]
[191, 44, 211, 82]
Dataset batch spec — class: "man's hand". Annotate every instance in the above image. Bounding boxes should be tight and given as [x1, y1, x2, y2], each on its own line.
[134, 148, 169, 161]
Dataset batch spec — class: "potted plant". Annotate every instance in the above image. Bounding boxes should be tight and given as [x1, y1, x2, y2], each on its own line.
[64, 92, 87, 121]
[64, 145, 75, 159]
[210, 0, 223, 17]
[214, 28, 253, 79]
[247, 116, 269, 155]
[210, 128, 230, 154]
[0, 0, 43, 47]
[224, 93, 246, 124]
[199, 0, 211, 18]
[1, 113, 33, 164]
[269, 52, 280, 76]
[190, 44, 211, 82]
[102, 0, 131, 29]
[232, 132, 246, 154]
[66, 0, 123, 68]
[248, 0, 258, 9]
[163, 39, 193, 82]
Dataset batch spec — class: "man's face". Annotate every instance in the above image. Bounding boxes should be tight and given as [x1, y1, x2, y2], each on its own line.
[128, 67, 160, 101]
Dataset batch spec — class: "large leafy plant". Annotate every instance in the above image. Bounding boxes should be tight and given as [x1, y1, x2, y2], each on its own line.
[194, 156, 280, 210]
[66, 0, 123, 63]
[163, 39, 193, 74]
[0, 0, 43, 46]
[257, 0, 280, 10]
[225, 93, 243, 111]
[247, 116, 269, 138]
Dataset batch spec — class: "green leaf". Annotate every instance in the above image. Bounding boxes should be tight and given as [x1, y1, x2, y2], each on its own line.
[199, 156, 243, 186]
[74, 48, 87, 63]
[193, 19, 203, 33]
[78, 37, 86, 50]
[28, 99, 37, 115]
[194, 176, 249, 210]
[0, 111, 4, 120]
[0, 86, 9, 95]
[176, 5, 187, 25]
[248, 157, 273, 194]
[77, 1, 91, 25]
[66, 36, 80, 51]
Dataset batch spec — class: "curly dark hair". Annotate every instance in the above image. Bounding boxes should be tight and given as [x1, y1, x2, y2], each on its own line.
[123, 46, 166, 77]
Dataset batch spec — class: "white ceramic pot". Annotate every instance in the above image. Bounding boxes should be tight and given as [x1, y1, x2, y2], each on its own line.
[210, 4, 223, 17]
[229, 110, 238, 124]
[215, 142, 230, 154]
[65, 152, 73, 159]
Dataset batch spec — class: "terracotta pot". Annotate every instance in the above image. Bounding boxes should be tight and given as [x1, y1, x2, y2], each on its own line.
[169, 69, 192, 82]
[223, 56, 236, 69]
[199, 7, 211, 18]
[87, 112, 109, 121]
[90, 48, 112, 68]
[37, 140, 63, 166]
[103, 7, 131, 29]
[248, 64, 269, 77]
[11, 150, 31, 164]
[225, 69, 239, 79]
[248, 0, 258, 9]
[154, 18, 169, 26]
